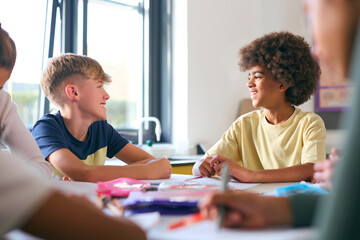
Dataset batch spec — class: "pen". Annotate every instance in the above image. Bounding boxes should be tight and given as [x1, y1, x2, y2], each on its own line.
[185, 176, 204, 181]
[141, 186, 158, 192]
[217, 163, 230, 229]
[97, 193, 123, 217]
[106, 201, 123, 217]
[167, 212, 205, 230]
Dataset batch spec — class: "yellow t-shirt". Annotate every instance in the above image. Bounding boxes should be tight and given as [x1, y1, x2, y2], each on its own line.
[205, 108, 326, 170]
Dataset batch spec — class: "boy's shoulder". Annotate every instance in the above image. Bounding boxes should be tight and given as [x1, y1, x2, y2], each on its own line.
[38, 111, 61, 122]
[33, 111, 63, 129]
[236, 109, 264, 122]
[292, 108, 325, 128]
[230, 109, 264, 129]
[294, 108, 323, 122]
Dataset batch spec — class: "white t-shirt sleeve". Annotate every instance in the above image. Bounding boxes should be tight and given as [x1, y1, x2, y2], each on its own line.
[0, 90, 52, 179]
[0, 151, 53, 235]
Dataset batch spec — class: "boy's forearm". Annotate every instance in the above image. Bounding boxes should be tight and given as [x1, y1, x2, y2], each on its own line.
[79, 164, 153, 182]
[131, 158, 153, 164]
[241, 163, 314, 183]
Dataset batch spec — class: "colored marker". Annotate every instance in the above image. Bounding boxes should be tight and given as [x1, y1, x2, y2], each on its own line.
[168, 212, 205, 230]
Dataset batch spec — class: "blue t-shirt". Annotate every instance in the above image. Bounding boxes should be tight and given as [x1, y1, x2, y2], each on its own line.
[32, 111, 128, 177]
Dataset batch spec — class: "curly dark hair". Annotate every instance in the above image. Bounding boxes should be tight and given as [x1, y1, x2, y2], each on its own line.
[238, 31, 320, 106]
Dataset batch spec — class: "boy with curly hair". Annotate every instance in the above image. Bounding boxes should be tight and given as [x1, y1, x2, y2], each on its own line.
[32, 53, 171, 182]
[193, 31, 326, 183]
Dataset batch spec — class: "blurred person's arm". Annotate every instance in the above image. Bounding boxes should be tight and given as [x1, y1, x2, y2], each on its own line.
[0, 91, 52, 178]
[199, 191, 293, 228]
[313, 149, 339, 189]
[199, 190, 323, 229]
[22, 190, 146, 240]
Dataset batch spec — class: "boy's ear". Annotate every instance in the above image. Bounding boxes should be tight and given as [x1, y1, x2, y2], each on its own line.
[64, 84, 80, 101]
[279, 83, 289, 92]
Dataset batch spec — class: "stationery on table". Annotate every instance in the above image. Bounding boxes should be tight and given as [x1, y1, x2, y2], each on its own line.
[217, 163, 230, 228]
[158, 180, 218, 191]
[168, 212, 205, 230]
[141, 174, 259, 191]
[275, 181, 329, 197]
[185, 176, 204, 181]
[97, 193, 124, 216]
[166, 163, 231, 230]
[122, 189, 217, 215]
[96, 177, 151, 197]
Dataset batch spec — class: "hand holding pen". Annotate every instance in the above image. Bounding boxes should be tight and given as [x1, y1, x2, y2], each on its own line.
[198, 189, 292, 228]
[167, 164, 231, 230]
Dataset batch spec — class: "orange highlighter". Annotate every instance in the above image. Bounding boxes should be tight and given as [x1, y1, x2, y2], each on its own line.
[167, 212, 205, 230]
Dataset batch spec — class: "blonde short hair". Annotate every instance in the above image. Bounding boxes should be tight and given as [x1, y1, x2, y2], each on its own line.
[41, 53, 111, 107]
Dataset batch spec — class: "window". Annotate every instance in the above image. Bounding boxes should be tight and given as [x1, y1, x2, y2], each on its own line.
[0, 0, 48, 128]
[86, 0, 144, 129]
[1, 0, 172, 142]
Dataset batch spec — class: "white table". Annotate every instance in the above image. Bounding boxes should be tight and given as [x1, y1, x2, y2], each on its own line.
[5, 175, 314, 240]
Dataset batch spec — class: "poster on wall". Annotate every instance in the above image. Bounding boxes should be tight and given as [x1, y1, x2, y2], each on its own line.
[315, 66, 353, 112]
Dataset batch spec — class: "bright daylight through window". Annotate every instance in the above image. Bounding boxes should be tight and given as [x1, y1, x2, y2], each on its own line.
[87, 0, 144, 129]
[0, 0, 146, 131]
[0, 0, 48, 128]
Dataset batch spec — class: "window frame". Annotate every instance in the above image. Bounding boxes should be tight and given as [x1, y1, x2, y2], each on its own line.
[43, 0, 172, 143]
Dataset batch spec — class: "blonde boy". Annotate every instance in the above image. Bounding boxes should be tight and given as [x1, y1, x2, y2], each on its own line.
[32, 53, 171, 182]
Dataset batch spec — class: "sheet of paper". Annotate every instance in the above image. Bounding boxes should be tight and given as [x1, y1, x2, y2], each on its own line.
[128, 212, 161, 231]
[144, 174, 259, 191]
[147, 217, 314, 240]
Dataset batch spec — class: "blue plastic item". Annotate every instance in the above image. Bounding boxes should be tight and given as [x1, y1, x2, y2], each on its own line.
[275, 182, 329, 197]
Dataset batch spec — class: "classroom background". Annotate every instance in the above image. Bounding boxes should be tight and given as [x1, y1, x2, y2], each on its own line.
[0, 0, 343, 157]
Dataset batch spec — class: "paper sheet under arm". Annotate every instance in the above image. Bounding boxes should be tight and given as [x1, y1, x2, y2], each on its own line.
[144, 174, 259, 191]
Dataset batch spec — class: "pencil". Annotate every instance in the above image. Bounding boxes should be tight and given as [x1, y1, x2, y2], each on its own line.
[217, 163, 230, 229]
[97, 193, 123, 217]
[106, 201, 123, 217]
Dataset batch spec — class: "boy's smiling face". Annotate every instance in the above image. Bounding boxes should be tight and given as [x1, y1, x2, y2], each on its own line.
[247, 65, 284, 109]
[77, 78, 110, 121]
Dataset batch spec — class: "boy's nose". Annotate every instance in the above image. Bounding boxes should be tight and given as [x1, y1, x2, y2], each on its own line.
[247, 78, 255, 88]
[104, 90, 110, 100]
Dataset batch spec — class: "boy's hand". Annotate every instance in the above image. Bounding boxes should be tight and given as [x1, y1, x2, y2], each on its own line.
[209, 155, 253, 183]
[194, 157, 216, 177]
[146, 158, 172, 179]
[313, 148, 339, 189]
[198, 191, 292, 228]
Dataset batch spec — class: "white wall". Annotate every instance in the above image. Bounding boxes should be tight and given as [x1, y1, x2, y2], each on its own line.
[172, 0, 342, 154]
